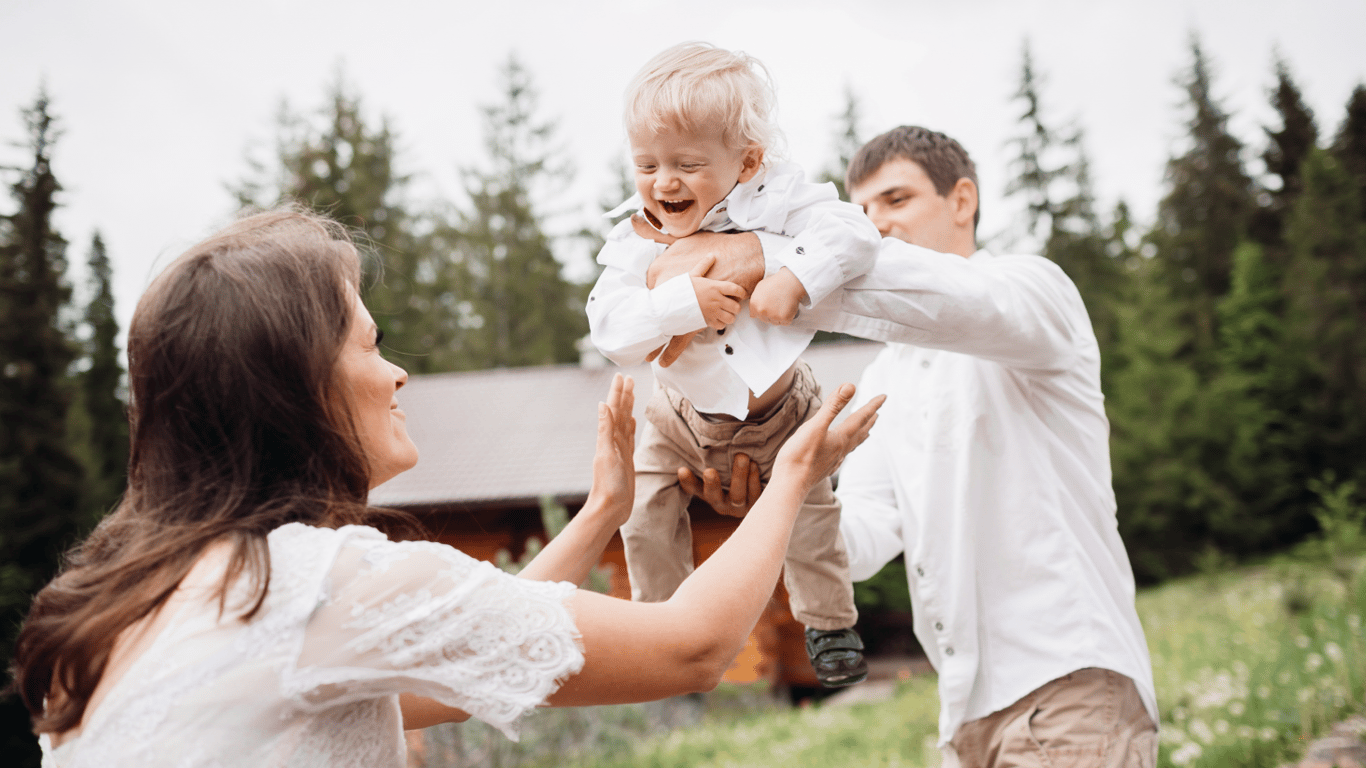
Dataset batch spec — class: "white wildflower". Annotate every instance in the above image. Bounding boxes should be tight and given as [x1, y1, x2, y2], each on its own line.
[1238, 725, 1256, 739]
[1278, 671, 1293, 685]
[1306, 653, 1324, 673]
[1349, 614, 1361, 631]
[1325, 642, 1345, 664]
[1260, 727, 1279, 740]
[1215, 719, 1230, 734]
[1298, 687, 1314, 703]
[1190, 719, 1215, 744]
[1258, 685, 1271, 699]
[1229, 701, 1245, 716]
[1171, 742, 1203, 766]
[1296, 635, 1311, 649]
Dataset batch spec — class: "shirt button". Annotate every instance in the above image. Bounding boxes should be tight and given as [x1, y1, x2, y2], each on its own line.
[920, 360, 930, 368]
[757, 185, 765, 192]
[795, 246, 805, 255]
[916, 566, 925, 577]
[945, 647, 955, 656]
[724, 345, 734, 355]
[935, 622, 943, 631]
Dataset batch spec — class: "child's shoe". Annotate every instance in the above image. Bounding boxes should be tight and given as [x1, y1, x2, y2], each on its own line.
[804, 627, 868, 688]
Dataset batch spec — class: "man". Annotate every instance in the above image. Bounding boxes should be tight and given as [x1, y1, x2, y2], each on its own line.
[645, 126, 1158, 767]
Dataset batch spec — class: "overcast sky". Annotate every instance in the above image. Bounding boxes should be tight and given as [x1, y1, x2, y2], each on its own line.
[3, 0, 1364, 342]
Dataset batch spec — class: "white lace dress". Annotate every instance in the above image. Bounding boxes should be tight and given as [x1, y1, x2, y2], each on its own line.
[39, 523, 585, 767]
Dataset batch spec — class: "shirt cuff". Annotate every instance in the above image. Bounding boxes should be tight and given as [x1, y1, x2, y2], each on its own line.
[654, 272, 708, 335]
[768, 234, 848, 307]
[752, 230, 793, 278]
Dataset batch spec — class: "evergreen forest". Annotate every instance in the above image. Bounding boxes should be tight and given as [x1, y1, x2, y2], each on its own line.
[1, 39, 1364, 765]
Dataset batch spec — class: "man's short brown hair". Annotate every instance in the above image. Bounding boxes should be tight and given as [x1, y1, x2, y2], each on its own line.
[846, 125, 980, 229]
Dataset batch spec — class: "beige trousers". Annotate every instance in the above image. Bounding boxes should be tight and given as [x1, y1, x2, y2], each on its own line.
[947, 668, 1158, 768]
[620, 360, 857, 630]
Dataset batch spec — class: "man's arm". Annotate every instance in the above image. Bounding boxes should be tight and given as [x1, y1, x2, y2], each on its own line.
[795, 240, 1092, 374]
[638, 216, 766, 294]
[633, 217, 769, 367]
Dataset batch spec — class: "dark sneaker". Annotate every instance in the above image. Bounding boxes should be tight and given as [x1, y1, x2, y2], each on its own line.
[804, 627, 868, 688]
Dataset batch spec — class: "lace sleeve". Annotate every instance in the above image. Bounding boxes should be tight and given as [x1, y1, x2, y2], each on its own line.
[277, 526, 584, 739]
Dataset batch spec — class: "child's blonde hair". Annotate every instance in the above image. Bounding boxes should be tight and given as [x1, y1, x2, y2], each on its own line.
[624, 42, 784, 156]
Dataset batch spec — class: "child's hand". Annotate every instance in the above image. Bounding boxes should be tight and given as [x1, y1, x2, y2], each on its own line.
[749, 268, 808, 326]
[690, 256, 746, 330]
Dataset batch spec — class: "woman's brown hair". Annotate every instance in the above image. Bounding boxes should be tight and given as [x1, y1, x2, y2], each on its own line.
[11, 209, 412, 733]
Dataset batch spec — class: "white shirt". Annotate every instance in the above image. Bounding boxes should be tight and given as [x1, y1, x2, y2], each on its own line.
[587, 162, 879, 418]
[41, 523, 583, 768]
[807, 243, 1157, 745]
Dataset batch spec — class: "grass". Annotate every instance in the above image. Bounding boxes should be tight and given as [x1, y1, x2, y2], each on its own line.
[414, 560, 1366, 768]
[416, 481, 1366, 767]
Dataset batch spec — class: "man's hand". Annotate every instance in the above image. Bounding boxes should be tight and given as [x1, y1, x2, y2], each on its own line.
[749, 267, 807, 326]
[678, 453, 763, 518]
[634, 216, 765, 294]
[645, 331, 700, 367]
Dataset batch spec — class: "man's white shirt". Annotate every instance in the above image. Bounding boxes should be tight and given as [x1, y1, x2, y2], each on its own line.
[586, 162, 879, 418]
[799, 243, 1157, 744]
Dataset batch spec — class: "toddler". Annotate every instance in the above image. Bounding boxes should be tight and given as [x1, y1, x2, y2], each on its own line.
[586, 42, 879, 687]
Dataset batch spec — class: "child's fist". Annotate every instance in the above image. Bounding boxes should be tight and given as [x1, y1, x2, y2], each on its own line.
[692, 276, 745, 329]
[749, 268, 808, 326]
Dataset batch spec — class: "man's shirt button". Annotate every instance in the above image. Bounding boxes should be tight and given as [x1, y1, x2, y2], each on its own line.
[724, 345, 734, 355]
[945, 647, 955, 656]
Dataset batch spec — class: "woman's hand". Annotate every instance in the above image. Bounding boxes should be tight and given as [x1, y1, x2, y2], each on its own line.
[519, 374, 635, 585]
[775, 384, 884, 493]
[586, 373, 636, 528]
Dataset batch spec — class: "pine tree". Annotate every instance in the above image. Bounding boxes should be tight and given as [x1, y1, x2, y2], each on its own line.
[77, 231, 127, 523]
[0, 88, 83, 765]
[233, 72, 454, 372]
[1250, 57, 1319, 251]
[1282, 147, 1366, 487]
[1150, 35, 1257, 365]
[1106, 254, 1230, 581]
[1333, 84, 1366, 220]
[1002, 42, 1120, 351]
[1204, 241, 1315, 552]
[819, 84, 863, 201]
[442, 55, 588, 370]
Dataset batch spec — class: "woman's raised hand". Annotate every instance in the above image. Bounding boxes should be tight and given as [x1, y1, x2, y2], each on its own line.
[775, 384, 884, 494]
[587, 373, 636, 528]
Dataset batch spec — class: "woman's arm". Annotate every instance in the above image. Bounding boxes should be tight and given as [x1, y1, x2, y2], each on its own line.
[402, 380, 882, 727]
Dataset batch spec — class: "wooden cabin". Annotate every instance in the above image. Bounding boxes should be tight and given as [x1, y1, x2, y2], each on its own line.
[370, 341, 885, 687]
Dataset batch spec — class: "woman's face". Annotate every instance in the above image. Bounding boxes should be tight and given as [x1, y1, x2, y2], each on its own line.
[335, 290, 419, 488]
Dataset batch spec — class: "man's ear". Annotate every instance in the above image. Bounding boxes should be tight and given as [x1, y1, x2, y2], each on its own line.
[737, 146, 765, 183]
[950, 178, 978, 229]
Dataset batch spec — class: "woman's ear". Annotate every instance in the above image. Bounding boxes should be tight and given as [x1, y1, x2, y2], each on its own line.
[737, 146, 765, 183]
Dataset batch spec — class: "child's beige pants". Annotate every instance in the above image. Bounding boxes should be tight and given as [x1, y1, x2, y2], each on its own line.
[620, 360, 858, 631]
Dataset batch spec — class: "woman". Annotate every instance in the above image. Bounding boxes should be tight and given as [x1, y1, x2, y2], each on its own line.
[11, 210, 882, 766]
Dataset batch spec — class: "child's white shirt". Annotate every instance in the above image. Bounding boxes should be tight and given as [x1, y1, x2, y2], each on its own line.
[586, 162, 879, 418]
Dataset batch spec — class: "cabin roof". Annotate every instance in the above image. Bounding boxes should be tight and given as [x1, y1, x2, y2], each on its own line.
[369, 340, 884, 508]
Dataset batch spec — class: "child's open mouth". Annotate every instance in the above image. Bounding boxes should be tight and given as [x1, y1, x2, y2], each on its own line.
[661, 199, 694, 215]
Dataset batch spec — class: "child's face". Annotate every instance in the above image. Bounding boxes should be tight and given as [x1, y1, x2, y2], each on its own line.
[629, 123, 763, 237]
